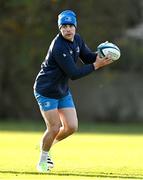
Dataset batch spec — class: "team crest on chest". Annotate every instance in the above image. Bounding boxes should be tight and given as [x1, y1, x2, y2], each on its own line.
[69, 50, 73, 54]
[76, 46, 80, 53]
[63, 53, 67, 57]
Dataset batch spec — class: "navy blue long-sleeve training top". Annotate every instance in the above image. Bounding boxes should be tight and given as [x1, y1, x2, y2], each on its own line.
[34, 33, 97, 98]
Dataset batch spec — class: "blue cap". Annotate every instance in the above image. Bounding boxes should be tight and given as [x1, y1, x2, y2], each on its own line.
[58, 10, 77, 28]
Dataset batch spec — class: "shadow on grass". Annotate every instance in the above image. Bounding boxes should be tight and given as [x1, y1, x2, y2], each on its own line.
[0, 120, 143, 134]
[0, 170, 143, 179]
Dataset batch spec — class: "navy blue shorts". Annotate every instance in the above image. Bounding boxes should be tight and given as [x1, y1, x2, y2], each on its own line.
[34, 91, 75, 111]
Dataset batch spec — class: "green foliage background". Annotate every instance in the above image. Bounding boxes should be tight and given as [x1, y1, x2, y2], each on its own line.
[0, 0, 143, 121]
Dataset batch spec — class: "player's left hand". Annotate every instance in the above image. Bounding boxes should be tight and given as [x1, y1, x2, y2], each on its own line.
[93, 54, 113, 70]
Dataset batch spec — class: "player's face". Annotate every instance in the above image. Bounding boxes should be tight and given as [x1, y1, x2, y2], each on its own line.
[60, 24, 76, 41]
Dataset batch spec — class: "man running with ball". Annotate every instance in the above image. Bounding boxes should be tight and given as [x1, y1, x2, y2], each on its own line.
[34, 10, 113, 172]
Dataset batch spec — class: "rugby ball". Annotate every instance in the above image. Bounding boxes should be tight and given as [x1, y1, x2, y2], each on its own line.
[97, 41, 121, 61]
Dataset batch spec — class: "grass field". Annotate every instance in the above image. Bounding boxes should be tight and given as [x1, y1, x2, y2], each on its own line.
[0, 121, 143, 180]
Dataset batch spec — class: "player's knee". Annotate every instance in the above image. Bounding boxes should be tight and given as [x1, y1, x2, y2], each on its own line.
[50, 124, 60, 136]
[68, 124, 78, 135]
